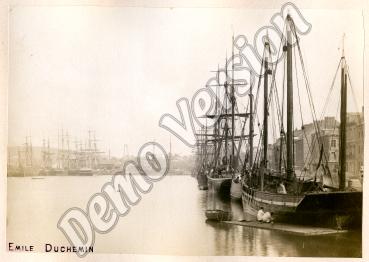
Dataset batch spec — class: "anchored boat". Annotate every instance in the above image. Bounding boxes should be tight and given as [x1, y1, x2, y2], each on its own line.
[241, 15, 362, 229]
[204, 54, 249, 198]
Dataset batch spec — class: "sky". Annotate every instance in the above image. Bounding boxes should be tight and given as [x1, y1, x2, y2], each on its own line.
[8, 5, 366, 157]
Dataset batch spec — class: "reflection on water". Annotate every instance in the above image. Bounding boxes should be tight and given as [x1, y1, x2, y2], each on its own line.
[205, 180, 362, 257]
[7, 175, 361, 257]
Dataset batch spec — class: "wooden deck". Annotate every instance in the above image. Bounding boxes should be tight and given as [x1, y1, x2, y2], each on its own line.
[222, 220, 348, 236]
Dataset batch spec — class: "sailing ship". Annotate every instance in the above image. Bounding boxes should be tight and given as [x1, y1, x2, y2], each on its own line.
[7, 137, 32, 177]
[201, 52, 249, 198]
[195, 126, 209, 190]
[57, 130, 103, 175]
[241, 15, 362, 228]
[7, 130, 111, 177]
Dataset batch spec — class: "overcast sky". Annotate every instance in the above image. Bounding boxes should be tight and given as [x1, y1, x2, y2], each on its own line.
[8, 5, 366, 157]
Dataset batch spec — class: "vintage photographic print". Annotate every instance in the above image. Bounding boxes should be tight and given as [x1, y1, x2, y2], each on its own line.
[2, 0, 367, 261]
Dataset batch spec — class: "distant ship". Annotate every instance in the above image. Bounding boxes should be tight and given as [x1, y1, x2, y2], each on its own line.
[39, 130, 101, 176]
[7, 130, 116, 177]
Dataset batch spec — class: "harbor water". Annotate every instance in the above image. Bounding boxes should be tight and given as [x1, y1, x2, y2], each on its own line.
[7, 174, 361, 257]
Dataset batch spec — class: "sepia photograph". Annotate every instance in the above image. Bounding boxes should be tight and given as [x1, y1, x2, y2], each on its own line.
[1, 0, 367, 261]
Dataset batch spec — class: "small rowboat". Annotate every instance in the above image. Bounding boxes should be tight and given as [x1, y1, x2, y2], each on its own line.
[205, 209, 232, 221]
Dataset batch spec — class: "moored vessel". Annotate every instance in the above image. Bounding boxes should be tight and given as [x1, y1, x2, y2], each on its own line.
[241, 15, 362, 229]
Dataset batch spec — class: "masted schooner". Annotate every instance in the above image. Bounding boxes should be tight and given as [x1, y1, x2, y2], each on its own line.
[197, 51, 249, 197]
[241, 15, 362, 228]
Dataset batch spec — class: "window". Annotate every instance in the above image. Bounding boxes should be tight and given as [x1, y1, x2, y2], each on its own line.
[331, 151, 336, 160]
[331, 139, 336, 148]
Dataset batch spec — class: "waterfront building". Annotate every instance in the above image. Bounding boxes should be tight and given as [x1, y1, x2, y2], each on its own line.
[346, 110, 364, 179]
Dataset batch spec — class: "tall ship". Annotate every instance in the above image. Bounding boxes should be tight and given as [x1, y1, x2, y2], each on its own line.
[241, 15, 362, 229]
[194, 126, 209, 190]
[39, 129, 104, 176]
[7, 130, 120, 177]
[201, 52, 249, 197]
[7, 136, 35, 177]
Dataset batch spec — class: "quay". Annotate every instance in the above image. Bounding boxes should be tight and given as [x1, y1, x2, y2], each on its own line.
[221, 221, 348, 236]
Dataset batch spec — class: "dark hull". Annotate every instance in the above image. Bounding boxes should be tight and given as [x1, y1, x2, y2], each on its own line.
[296, 191, 362, 228]
[196, 172, 208, 190]
[207, 175, 232, 197]
[205, 209, 232, 221]
[242, 184, 362, 229]
[230, 179, 242, 200]
[68, 169, 93, 176]
[39, 169, 66, 176]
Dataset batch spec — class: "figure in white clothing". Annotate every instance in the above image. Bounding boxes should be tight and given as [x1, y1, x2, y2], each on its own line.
[277, 182, 287, 194]
[257, 207, 264, 222]
[262, 212, 274, 223]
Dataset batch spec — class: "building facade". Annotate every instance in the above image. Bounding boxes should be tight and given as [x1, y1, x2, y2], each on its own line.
[346, 111, 364, 179]
[270, 112, 364, 185]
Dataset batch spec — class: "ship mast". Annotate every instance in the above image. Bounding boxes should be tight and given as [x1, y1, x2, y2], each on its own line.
[60, 129, 64, 169]
[66, 131, 70, 169]
[263, 41, 270, 169]
[42, 138, 46, 168]
[261, 39, 271, 191]
[339, 35, 347, 190]
[231, 35, 236, 170]
[204, 122, 208, 169]
[286, 15, 294, 181]
[249, 76, 254, 170]
[47, 138, 51, 168]
[224, 56, 229, 168]
[57, 129, 60, 169]
[214, 67, 220, 169]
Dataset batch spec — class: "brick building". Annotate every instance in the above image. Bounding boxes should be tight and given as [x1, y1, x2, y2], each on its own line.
[346, 110, 364, 179]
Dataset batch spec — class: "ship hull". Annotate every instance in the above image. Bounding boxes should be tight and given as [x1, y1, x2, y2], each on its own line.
[196, 172, 208, 190]
[230, 179, 242, 200]
[68, 168, 93, 176]
[296, 191, 362, 228]
[242, 184, 362, 228]
[241, 184, 303, 222]
[207, 175, 232, 197]
[205, 209, 232, 221]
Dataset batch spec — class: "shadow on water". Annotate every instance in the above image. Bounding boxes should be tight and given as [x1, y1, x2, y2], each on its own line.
[206, 184, 244, 221]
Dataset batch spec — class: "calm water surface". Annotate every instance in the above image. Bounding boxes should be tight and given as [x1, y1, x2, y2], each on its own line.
[7, 175, 361, 257]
